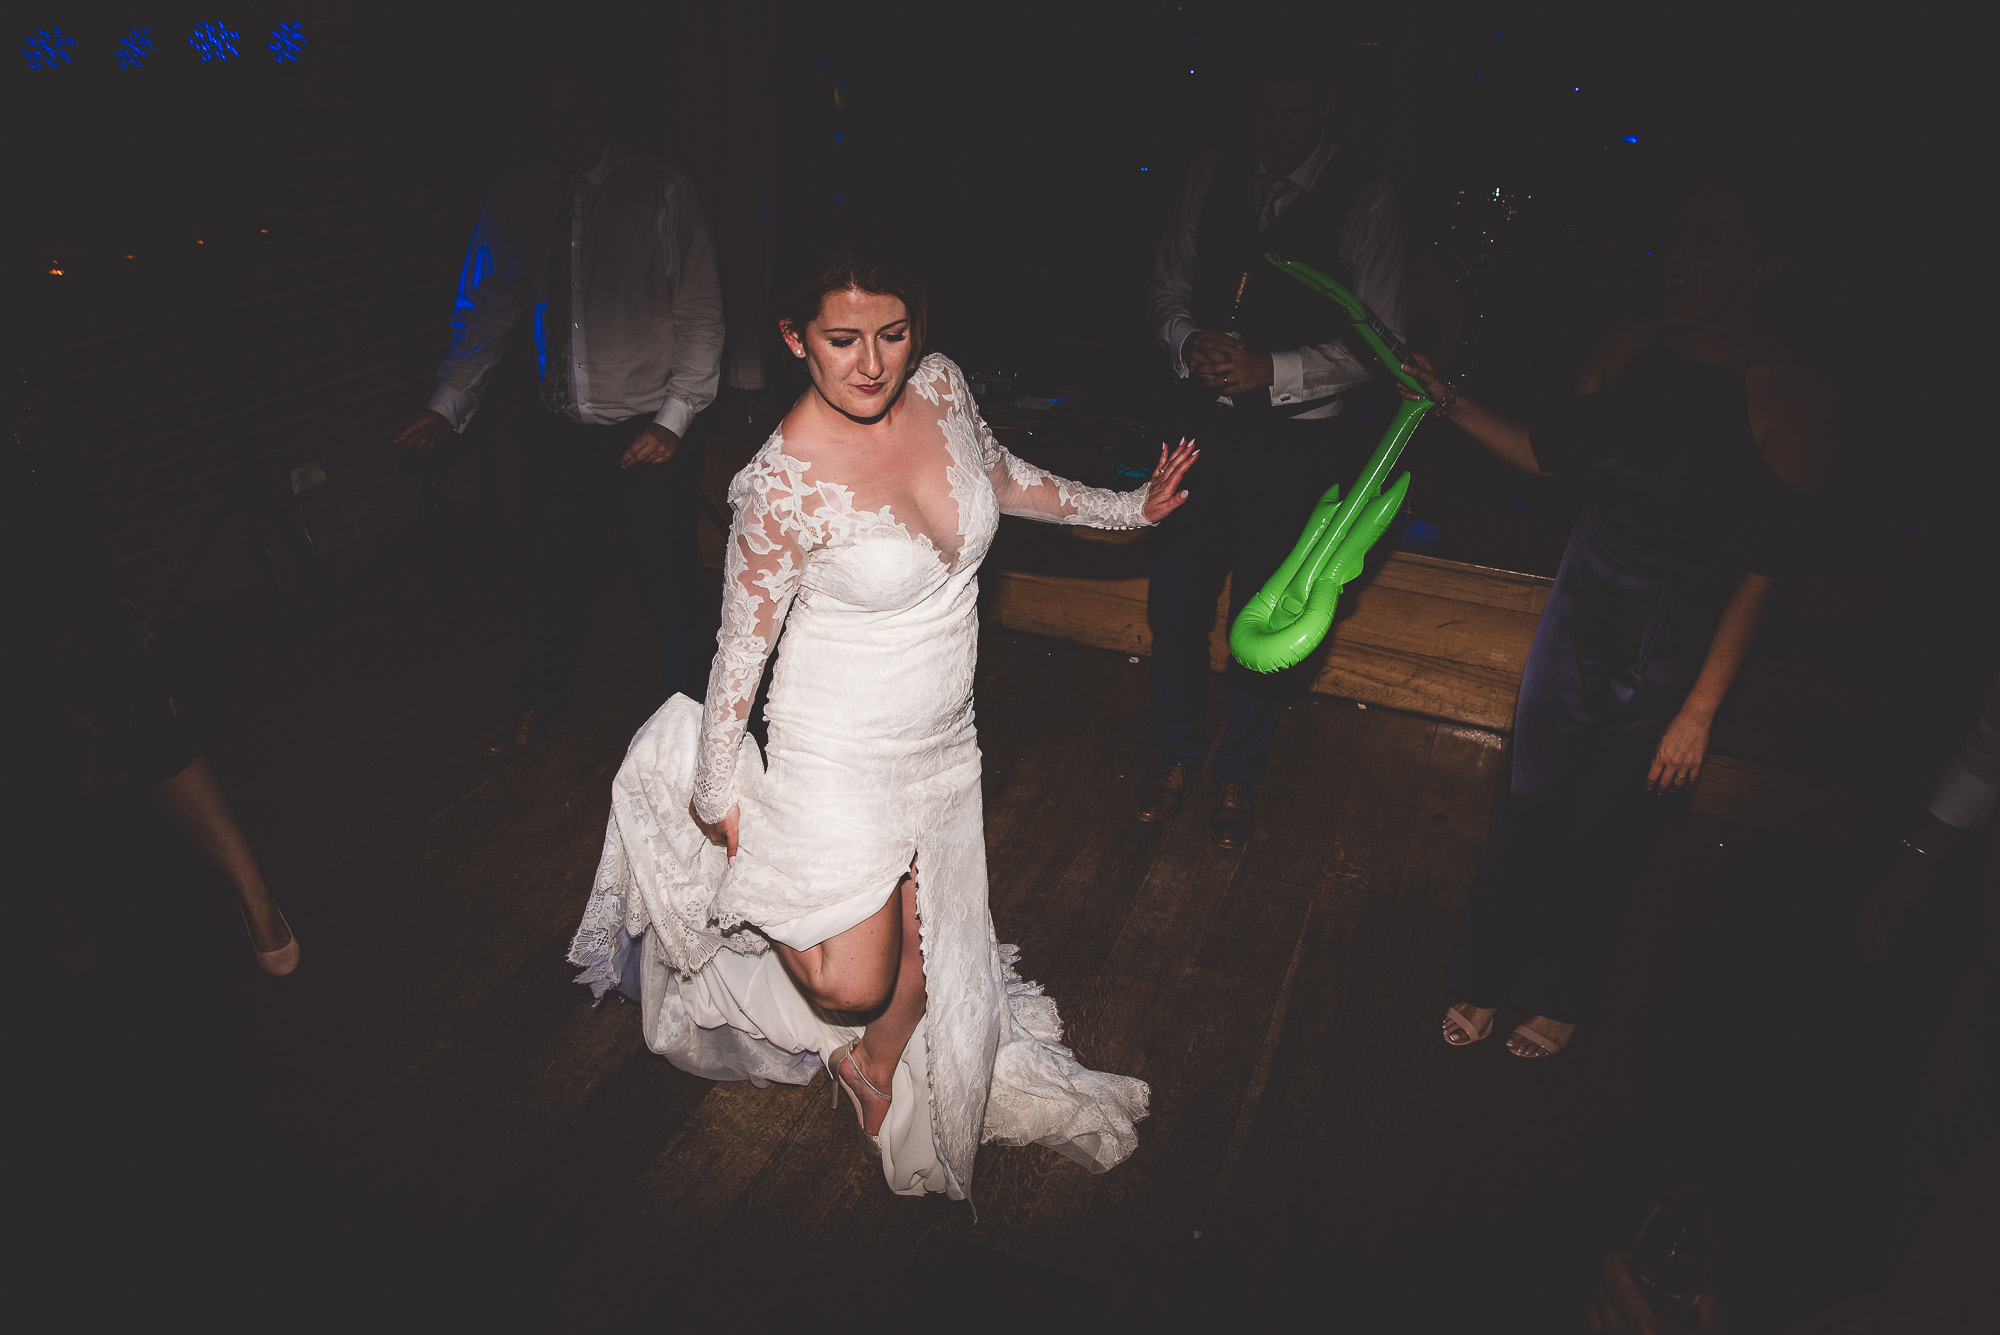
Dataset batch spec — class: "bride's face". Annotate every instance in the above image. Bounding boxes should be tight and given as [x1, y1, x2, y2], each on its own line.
[786, 287, 912, 421]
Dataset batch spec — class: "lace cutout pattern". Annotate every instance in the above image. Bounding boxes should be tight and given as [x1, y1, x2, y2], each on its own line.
[692, 355, 1153, 825]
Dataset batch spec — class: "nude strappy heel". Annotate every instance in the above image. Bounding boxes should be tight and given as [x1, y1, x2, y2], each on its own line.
[1442, 1002, 1492, 1046]
[1508, 1017, 1571, 1058]
[828, 1040, 890, 1155]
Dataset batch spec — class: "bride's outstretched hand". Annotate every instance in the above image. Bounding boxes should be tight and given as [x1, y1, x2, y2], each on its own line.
[1142, 438, 1198, 524]
[690, 799, 740, 861]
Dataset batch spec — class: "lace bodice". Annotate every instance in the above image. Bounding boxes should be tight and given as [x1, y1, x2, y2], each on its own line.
[691, 355, 1151, 822]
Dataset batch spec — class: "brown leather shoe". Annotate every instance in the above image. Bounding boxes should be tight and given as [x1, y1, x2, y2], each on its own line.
[483, 708, 545, 756]
[1210, 781, 1255, 850]
[1135, 760, 1191, 823]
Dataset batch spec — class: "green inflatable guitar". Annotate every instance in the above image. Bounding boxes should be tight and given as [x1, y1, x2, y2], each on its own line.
[1227, 255, 1435, 674]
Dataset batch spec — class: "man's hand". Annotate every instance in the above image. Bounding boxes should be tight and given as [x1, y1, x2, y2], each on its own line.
[394, 409, 455, 451]
[1185, 331, 1275, 395]
[622, 423, 681, 468]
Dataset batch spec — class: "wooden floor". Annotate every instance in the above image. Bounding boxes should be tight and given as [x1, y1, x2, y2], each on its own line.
[25, 556, 1979, 1333]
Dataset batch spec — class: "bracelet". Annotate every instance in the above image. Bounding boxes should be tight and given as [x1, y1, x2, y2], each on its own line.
[1433, 381, 1460, 417]
[1900, 836, 1935, 858]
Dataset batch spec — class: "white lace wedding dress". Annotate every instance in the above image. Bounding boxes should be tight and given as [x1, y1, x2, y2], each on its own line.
[569, 355, 1151, 1199]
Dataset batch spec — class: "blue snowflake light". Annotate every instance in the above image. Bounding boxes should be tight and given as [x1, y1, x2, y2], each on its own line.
[189, 21, 241, 63]
[269, 21, 306, 63]
[22, 28, 76, 69]
[117, 28, 155, 70]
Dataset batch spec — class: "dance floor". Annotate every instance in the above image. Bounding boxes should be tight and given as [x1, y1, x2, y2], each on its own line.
[29, 563, 1962, 1332]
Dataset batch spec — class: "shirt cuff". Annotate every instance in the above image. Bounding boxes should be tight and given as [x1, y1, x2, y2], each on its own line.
[1928, 758, 1999, 832]
[1164, 317, 1198, 379]
[651, 397, 697, 438]
[1268, 349, 1306, 407]
[425, 384, 478, 433]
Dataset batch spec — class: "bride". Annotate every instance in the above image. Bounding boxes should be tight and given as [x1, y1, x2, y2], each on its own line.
[569, 249, 1197, 1199]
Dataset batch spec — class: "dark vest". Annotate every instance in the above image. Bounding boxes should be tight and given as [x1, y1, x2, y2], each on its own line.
[1191, 145, 1379, 415]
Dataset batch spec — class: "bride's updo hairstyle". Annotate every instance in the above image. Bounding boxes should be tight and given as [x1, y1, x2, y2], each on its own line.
[777, 245, 928, 367]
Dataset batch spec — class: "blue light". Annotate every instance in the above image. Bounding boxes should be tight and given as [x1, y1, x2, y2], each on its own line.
[21, 28, 75, 69]
[833, 131, 845, 145]
[269, 21, 306, 63]
[1620, 135, 1640, 144]
[117, 28, 154, 70]
[1139, 166, 1149, 172]
[189, 21, 241, 63]
[1401, 518, 1443, 550]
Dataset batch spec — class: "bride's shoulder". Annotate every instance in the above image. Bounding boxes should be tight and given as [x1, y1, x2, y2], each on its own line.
[905, 352, 963, 406]
[729, 427, 817, 508]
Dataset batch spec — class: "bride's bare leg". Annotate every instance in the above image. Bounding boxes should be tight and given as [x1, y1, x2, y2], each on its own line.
[774, 870, 927, 1136]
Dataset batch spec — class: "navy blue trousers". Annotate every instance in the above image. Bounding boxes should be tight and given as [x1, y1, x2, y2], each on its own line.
[1148, 409, 1370, 783]
[1442, 510, 1723, 1023]
[517, 411, 708, 712]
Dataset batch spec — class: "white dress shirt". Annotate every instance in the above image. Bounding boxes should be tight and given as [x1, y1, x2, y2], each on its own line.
[1150, 136, 1405, 419]
[427, 146, 724, 438]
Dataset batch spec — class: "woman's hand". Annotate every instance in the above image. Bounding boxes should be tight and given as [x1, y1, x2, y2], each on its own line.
[1399, 352, 1448, 402]
[1142, 438, 1199, 523]
[1648, 709, 1712, 795]
[690, 799, 740, 861]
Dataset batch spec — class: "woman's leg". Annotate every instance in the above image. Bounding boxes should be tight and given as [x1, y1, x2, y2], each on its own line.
[774, 870, 928, 1135]
[1442, 535, 1595, 1019]
[149, 756, 291, 952]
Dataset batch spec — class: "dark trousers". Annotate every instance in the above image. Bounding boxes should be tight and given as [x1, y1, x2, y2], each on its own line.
[517, 411, 707, 712]
[1442, 511, 1723, 1023]
[1148, 408, 1370, 783]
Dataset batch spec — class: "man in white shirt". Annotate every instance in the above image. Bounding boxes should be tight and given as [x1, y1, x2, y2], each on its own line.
[396, 64, 723, 756]
[1139, 64, 1406, 848]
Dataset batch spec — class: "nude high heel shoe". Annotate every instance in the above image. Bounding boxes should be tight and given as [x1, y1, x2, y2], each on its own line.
[241, 902, 300, 976]
[828, 1040, 889, 1156]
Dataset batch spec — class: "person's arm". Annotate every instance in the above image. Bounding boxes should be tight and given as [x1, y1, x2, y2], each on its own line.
[411, 192, 523, 440]
[1400, 354, 1545, 475]
[652, 177, 725, 439]
[956, 365, 1195, 527]
[1148, 153, 1215, 379]
[1275, 179, 1406, 407]
[1402, 318, 1657, 477]
[623, 176, 725, 467]
[688, 455, 809, 858]
[1649, 345, 1835, 794]
[1646, 571, 1776, 792]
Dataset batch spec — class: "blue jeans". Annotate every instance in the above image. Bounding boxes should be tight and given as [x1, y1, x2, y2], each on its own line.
[1147, 409, 1369, 783]
[1442, 510, 1724, 1022]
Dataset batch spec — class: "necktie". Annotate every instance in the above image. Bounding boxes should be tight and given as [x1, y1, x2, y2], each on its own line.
[1258, 174, 1300, 231]
[544, 174, 579, 413]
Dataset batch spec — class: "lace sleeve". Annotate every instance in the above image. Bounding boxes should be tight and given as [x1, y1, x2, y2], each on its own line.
[691, 450, 811, 822]
[954, 364, 1152, 530]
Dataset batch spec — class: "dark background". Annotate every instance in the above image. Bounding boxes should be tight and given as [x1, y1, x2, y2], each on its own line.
[11, 0, 1985, 604]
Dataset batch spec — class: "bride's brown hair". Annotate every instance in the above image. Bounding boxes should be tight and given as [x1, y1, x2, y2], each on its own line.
[777, 247, 928, 365]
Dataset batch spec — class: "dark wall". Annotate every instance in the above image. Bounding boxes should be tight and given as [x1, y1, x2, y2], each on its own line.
[12, 2, 1982, 611]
